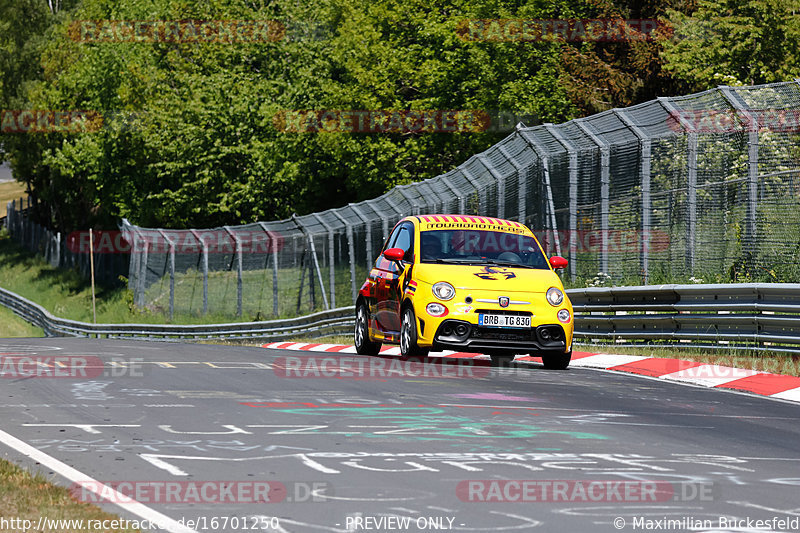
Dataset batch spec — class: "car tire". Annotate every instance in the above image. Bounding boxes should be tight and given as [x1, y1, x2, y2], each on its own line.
[541, 351, 571, 370]
[354, 302, 381, 356]
[400, 307, 428, 359]
[490, 354, 515, 367]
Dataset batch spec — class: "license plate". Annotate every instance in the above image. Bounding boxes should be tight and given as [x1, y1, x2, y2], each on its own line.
[478, 314, 531, 328]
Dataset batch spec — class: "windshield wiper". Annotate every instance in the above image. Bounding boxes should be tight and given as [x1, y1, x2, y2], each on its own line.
[482, 259, 535, 269]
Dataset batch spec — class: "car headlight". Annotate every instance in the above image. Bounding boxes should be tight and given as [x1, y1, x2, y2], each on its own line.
[546, 287, 564, 306]
[432, 282, 456, 301]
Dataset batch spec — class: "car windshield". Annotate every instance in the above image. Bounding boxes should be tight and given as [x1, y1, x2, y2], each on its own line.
[419, 229, 549, 269]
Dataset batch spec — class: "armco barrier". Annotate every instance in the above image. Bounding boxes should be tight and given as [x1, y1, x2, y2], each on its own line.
[2, 284, 800, 350]
[0, 286, 354, 341]
[570, 283, 800, 351]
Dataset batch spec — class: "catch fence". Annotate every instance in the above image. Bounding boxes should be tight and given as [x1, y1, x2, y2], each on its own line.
[9, 81, 800, 320]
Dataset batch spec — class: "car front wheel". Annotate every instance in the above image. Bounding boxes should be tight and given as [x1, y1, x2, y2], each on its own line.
[400, 307, 428, 359]
[541, 351, 571, 370]
[354, 302, 381, 355]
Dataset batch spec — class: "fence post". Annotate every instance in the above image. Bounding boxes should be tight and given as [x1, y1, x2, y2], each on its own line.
[257, 223, 280, 317]
[614, 109, 653, 284]
[459, 165, 484, 214]
[332, 210, 357, 303]
[396, 185, 419, 216]
[136, 230, 149, 308]
[546, 124, 578, 280]
[293, 215, 329, 310]
[574, 120, 610, 275]
[311, 214, 336, 309]
[517, 127, 562, 257]
[439, 174, 464, 214]
[365, 199, 390, 244]
[224, 226, 243, 317]
[477, 154, 505, 219]
[496, 143, 526, 223]
[189, 230, 208, 315]
[349, 203, 373, 269]
[157, 230, 175, 320]
[720, 86, 759, 273]
[658, 97, 699, 275]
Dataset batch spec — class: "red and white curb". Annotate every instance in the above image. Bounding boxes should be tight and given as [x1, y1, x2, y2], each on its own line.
[262, 342, 800, 404]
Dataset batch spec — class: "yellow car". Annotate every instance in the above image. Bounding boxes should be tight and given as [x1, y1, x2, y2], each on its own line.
[354, 215, 573, 368]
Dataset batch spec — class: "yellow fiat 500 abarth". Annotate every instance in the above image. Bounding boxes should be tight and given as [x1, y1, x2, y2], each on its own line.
[354, 215, 573, 368]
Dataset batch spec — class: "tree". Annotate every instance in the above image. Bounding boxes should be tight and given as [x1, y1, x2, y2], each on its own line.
[661, 0, 800, 89]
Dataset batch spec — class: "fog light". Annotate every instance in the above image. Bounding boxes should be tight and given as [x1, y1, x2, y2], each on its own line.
[558, 309, 571, 323]
[426, 303, 448, 317]
[455, 324, 469, 336]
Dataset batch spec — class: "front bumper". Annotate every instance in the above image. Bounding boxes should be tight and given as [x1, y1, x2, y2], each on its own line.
[432, 319, 568, 354]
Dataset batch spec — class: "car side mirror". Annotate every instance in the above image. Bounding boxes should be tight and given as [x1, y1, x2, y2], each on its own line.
[549, 256, 568, 269]
[383, 247, 405, 262]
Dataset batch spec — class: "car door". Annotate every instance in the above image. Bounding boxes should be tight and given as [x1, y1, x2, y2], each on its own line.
[375, 222, 414, 335]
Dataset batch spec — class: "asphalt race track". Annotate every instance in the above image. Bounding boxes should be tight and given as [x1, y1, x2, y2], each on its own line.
[2, 338, 800, 533]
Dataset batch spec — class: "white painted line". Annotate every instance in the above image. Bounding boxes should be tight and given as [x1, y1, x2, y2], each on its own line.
[338, 346, 358, 353]
[380, 347, 402, 356]
[0, 428, 197, 533]
[659, 365, 762, 388]
[770, 387, 800, 402]
[568, 353, 650, 368]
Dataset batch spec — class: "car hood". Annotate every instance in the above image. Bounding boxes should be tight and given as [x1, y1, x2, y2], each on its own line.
[413, 263, 563, 293]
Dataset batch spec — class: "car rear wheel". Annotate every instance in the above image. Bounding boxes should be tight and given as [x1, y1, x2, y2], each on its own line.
[400, 307, 428, 359]
[541, 351, 571, 370]
[354, 302, 381, 355]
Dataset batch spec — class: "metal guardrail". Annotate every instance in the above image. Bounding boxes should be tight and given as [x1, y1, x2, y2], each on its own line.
[2, 283, 800, 350]
[570, 283, 800, 351]
[0, 286, 354, 341]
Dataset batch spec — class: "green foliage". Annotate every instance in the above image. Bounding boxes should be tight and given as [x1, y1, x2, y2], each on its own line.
[662, 0, 800, 89]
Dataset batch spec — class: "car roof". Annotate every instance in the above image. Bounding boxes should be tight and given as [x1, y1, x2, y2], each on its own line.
[409, 214, 532, 233]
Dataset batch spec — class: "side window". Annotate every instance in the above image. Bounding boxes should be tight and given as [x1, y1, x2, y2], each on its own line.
[392, 224, 415, 261]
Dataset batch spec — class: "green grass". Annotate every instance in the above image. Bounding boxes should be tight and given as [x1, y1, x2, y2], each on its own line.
[0, 180, 27, 219]
[0, 231, 299, 325]
[0, 459, 139, 532]
[0, 305, 44, 337]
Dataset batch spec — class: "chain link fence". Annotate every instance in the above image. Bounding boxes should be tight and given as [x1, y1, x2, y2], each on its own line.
[10, 80, 799, 320]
